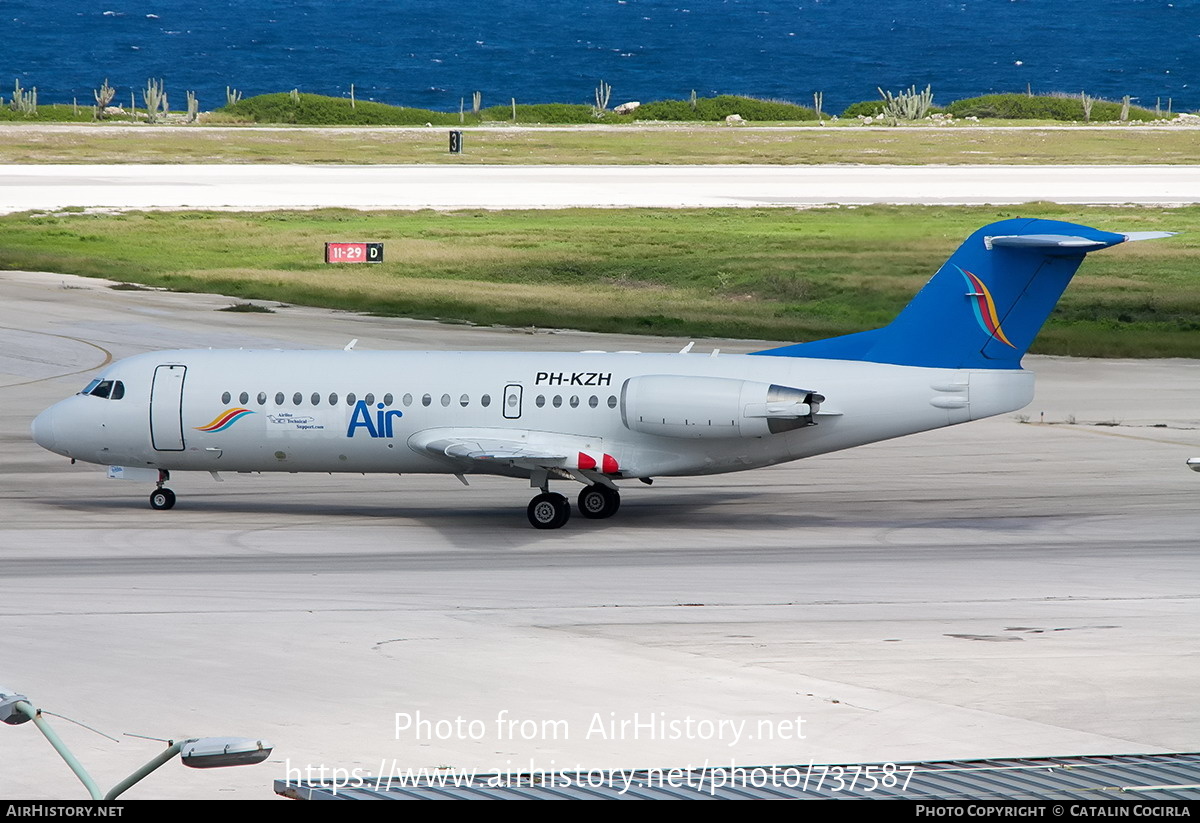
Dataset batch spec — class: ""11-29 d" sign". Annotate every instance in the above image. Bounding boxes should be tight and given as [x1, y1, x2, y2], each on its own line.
[324, 242, 384, 263]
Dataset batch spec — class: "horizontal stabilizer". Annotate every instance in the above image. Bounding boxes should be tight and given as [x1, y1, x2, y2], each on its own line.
[985, 234, 1110, 251]
[986, 231, 1177, 251]
[1122, 231, 1178, 243]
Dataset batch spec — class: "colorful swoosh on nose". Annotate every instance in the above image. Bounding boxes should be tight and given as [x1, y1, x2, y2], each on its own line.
[195, 408, 254, 432]
[959, 267, 1016, 348]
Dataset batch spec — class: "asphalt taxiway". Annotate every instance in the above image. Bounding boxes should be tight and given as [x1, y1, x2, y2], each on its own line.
[2, 271, 1198, 799]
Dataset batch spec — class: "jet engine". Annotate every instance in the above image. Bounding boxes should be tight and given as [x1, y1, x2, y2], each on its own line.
[620, 375, 823, 439]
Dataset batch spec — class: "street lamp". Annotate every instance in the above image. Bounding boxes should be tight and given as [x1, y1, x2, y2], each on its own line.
[0, 685, 272, 800]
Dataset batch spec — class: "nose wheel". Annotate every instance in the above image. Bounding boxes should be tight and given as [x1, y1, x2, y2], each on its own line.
[149, 487, 176, 510]
[577, 484, 620, 519]
[527, 492, 570, 529]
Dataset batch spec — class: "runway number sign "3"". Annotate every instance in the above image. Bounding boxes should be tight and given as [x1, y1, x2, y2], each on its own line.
[325, 242, 384, 263]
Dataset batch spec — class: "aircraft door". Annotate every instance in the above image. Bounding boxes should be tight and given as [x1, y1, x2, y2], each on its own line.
[503, 384, 523, 419]
[150, 364, 187, 451]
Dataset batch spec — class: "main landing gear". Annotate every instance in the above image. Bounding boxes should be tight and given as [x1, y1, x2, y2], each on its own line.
[148, 470, 176, 510]
[577, 483, 620, 520]
[527, 492, 571, 530]
[526, 483, 621, 529]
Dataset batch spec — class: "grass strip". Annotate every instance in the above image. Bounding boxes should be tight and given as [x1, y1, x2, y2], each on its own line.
[1, 125, 1198, 165]
[3, 204, 1198, 357]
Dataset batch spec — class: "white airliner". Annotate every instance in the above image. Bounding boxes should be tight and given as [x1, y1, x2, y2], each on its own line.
[31, 219, 1171, 529]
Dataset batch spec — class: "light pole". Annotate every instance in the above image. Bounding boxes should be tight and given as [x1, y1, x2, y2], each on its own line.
[0, 685, 273, 800]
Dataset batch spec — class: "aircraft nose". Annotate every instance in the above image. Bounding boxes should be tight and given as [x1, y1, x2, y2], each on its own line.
[31, 406, 59, 453]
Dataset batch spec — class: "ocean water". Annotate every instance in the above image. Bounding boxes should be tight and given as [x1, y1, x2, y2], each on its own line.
[4, 0, 1197, 114]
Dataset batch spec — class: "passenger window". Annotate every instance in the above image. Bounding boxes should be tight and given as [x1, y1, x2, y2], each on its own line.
[440, 394, 451, 407]
[239, 392, 249, 405]
[257, 392, 267, 406]
[569, 395, 579, 408]
[402, 393, 413, 407]
[608, 395, 618, 409]
[384, 393, 394, 406]
[589, 395, 598, 408]
[422, 394, 432, 407]
[221, 391, 231, 404]
[292, 392, 303, 406]
[481, 394, 491, 408]
[275, 392, 285, 405]
[110, 381, 125, 401]
[347, 393, 357, 405]
[459, 394, 469, 407]
[311, 392, 321, 406]
[365, 393, 375, 405]
[552, 395, 562, 408]
[329, 392, 338, 405]
[535, 395, 546, 408]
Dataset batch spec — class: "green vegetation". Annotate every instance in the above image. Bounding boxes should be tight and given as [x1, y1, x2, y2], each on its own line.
[0, 87, 1186, 126]
[0, 103, 94, 122]
[841, 100, 888, 118]
[945, 93, 1158, 122]
[218, 92, 821, 125]
[630, 95, 820, 122]
[2, 205, 1196, 357]
[223, 92, 467, 125]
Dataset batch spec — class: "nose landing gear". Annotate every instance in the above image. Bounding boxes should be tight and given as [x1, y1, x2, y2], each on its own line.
[148, 470, 175, 510]
[149, 487, 176, 510]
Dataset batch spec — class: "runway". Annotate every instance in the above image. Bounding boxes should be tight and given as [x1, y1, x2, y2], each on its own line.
[2, 164, 1198, 213]
[1, 270, 1198, 799]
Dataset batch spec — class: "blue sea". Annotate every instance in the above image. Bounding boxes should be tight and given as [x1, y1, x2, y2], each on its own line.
[4, 0, 1198, 114]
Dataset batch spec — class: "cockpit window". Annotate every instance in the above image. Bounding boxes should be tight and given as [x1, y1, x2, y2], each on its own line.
[82, 379, 125, 400]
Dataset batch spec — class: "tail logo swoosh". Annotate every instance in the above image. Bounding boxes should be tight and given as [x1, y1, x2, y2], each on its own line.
[959, 267, 1016, 348]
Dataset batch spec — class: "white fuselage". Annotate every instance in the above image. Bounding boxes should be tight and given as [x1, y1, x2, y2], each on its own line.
[32, 348, 1034, 480]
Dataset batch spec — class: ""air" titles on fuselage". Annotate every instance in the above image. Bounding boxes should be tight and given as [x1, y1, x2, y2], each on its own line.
[347, 401, 404, 438]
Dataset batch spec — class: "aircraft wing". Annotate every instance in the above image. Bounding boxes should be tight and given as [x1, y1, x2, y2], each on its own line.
[408, 428, 624, 479]
[427, 437, 570, 470]
[410, 431, 570, 471]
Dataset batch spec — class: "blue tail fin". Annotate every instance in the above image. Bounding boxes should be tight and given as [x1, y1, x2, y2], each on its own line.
[754, 218, 1171, 370]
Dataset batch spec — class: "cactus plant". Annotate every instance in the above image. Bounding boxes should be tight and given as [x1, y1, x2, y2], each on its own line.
[877, 84, 932, 125]
[143, 78, 168, 123]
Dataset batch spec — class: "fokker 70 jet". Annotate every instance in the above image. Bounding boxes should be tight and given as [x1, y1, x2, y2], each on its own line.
[31, 218, 1171, 528]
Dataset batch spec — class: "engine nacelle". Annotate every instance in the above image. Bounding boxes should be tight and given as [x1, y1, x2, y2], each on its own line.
[620, 375, 823, 439]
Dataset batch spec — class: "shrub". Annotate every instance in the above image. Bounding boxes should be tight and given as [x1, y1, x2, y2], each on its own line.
[945, 93, 1157, 121]
[633, 95, 819, 122]
[221, 93, 465, 125]
[0, 103, 93, 122]
[841, 100, 887, 118]
[479, 103, 602, 124]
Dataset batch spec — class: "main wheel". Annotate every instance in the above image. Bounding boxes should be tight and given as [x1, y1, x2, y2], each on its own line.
[149, 488, 176, 511]
[577, 484, 620, 519]
[527, 492, 570, 530]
